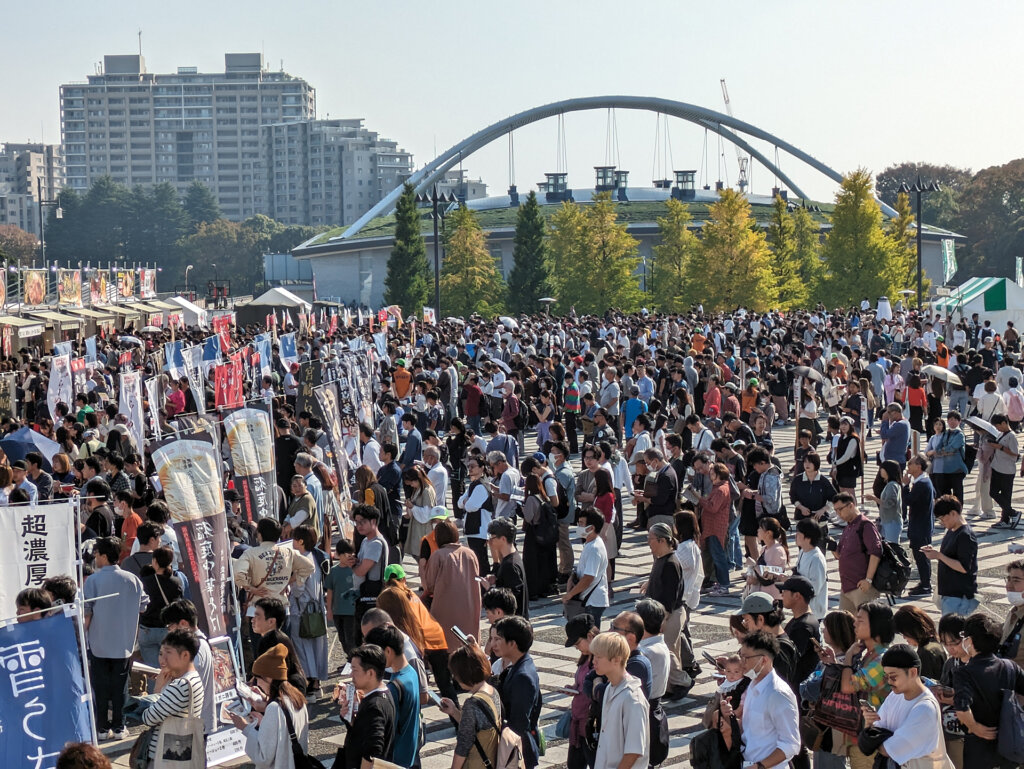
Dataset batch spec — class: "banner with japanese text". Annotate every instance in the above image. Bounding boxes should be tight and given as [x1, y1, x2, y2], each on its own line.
[295, 359, 321, 416]
[214, 353, 244, 410]
[0, 501, 77, 614]
[151, 431, 232, 638]
[118, 370, 145, 453]
[116, 270, 135, 298]
[222, 403, 276, 525]
[140, 268, 157, 299]
[46, 354, 72, 418]
[182, 345, 207, 415]
[56, 269, 83, 307]
[0, 372, 17, 419]
[70, 357, 87, 398]
[0, 612, 92, 769]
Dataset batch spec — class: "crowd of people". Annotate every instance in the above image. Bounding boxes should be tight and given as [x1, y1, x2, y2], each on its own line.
[12, 301, 1024, 769]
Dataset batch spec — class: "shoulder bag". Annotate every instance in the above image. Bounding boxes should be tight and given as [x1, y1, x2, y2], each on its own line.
[153, 676, 205, 769]
[281, 700, 327, 769]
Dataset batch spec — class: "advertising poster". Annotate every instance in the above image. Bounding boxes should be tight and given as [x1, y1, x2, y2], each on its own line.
[140, 268, 157, 299]
[46, 354, 72, 418]
[222, 403, 276, 525]
[0, 501, 77, 612]
[151, 431, 231, 639]
[117, 269, 135, 298]
[57, 269, 83, 307]
[214, 352, 244, 409]
[89, 271, 109, 306]
[0, 372, 17, 419]
[22, 269, 47, 306]
[118, 371, 145, 453]
[295, 360, 321, 416]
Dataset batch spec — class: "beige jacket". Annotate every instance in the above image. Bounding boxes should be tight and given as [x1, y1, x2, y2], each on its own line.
[233, 542, 314, 612]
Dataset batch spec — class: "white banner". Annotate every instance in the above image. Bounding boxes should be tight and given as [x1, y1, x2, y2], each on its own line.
[0, 501, 76, 613]
[119, 371, 145, 452]
[145, 376, 163, 440]
[46, 354, 72, 419]
[183, 345, 207, 416]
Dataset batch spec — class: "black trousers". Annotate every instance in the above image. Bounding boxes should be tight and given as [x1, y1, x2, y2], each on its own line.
[424, 647, 461, 705]
[933, 471, 965, 504]
[90, 655, 131, 731]
[467, 536, 490, 578]
[565, 411, 580, 455]
[991, 469, 1016, 520]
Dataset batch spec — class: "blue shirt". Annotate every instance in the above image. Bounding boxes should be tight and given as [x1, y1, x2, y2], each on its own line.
[387, 664, 421, 768]
[622, 398, 648, 439]
[626, 649, 653, 701]
[83, 564, 148, 658]
[880, 418, 911, 464]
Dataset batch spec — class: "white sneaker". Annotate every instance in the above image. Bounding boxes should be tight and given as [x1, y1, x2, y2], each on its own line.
[979, 511, 997, 520]
[112, 728, 130, 741]
[99, 730, 114, 742]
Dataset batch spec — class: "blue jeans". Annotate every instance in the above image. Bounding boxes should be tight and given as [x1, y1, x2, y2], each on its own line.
[941, 595, 980, 616]
[585, 605, 605, 628]
[948, 390, 969, 419]
[706, 535, 731, 587]
[138, 625, 167, 669]
[468, 414, 482, 434]
[727, 514, 743, 569]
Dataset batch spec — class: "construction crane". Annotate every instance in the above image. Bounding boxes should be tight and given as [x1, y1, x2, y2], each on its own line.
[719, 79, 749, 193]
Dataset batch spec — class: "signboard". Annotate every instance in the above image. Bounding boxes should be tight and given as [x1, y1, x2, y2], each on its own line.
[89, 271, 109, 306]
[0, 501, 77, 612]
[140, 268, 157, 299]
[57, 269, 82, 307]
[22, 269, 47, 306]
[222, 404, 277, 525]
[941, 239, 957, 284]
[0, 372, 16, 419]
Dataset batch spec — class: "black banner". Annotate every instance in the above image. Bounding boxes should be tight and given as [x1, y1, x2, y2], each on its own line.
[295, 360, 321, 416]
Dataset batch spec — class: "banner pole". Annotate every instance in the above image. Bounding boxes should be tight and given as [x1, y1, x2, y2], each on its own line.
[75, 495, 99, 746]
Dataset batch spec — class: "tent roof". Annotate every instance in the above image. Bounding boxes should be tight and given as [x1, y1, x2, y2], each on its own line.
[933, 277, 1019, 312]
[244, 287, 311, 309]
[165, 295, 204, 314]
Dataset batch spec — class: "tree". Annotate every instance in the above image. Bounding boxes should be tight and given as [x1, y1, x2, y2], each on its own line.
[545, 201, 590, 315]
[384, 184, 431, 316]
[820, 169, 910, 307]
[183, 181, 221, 230]
[876, 162, 971, 230]
[439, 206, 506, 318]
[886, 191, 926, 295]
[791, 206, 823, 301]
[684, 189, 776, 311]
[765, 195, 809, 309]
[178, 220, 253, 293]
[125, 183, 188, 269]
[651, 198, 700, 311]
[0, 225, 38, 267]
[955, 159, 1024, 278]
[506, 191, 550, 313]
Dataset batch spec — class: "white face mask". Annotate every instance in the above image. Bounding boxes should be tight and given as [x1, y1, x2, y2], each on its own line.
[548, 454, 558, 468]
[1008, 591, 1024, 607]
[744, 657, 763, 680]
[575, 525, 592, 540]
[961, 639, 972, 656]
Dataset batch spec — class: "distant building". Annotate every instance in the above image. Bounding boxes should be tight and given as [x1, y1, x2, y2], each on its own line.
[0, 143, 64, 237]
[59, 53, 315, 220]
[435, 169, 487, 201]
[256, 118, 413, 228]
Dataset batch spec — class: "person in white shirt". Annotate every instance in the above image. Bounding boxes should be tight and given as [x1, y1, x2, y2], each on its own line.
[590, 631, 649, 769]
[862, 644, 952, 769]
[635, 598, 671, 700]
[562, 508, 610, 627]
[718, 630, 801, 769]
[793, 519, 829, 620]
[423, 445, 449, 507]
[359, 424, 383, 474]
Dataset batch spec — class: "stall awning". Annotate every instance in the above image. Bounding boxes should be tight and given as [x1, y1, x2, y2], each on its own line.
[0, 315, 45, 338]
[64, 307, 116, 321]
[29, 310, 84, 329]
[104, 305, 142, 316]
[147, 300, 178, 311]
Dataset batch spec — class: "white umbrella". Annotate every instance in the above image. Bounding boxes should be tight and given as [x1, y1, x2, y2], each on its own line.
[967, 416, 1000, 438]
[921, 364, 962, 387]
[498, 316, 519, 330]
[119, 336, 144, 347]
[141, 325, 162, 334]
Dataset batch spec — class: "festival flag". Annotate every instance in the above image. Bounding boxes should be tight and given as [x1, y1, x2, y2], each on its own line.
[118, 371, 145, 453]
[165, 341, 186, 380]
[213, 315, 232, 352]
[54, 341, 73, 358]
[0, 500, 77, 612]
[286, 309, 295, 329]
[57, 269, 83, 307]
[84, 336, 97, 362]
[295, 360, 322, 416]
[70, 357, 87, 397]
[145, 376, 163, 439]
[46, 355, 72, 418]
[118, 350, 133, 372]
[223, 403, 277, 525]
[0, 612, 92, 768]
[253, 334, 273, 378]
[377, 308, 389, 323]
[202, 336, 222, 374]
[0, 372, 16, 418]
[329, 313, 339, 335]
[279, 333, 298, 368]
[422, 306, 436, 325]
[151, 430, 232, 638]
[312, 274, 318, 302]
[214, 352, 244, 409]
[182, 346, 207, 416]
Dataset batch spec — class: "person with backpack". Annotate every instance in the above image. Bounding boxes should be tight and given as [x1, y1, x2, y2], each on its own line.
[438, 644, 507, 769]
[735, 592, 799, 690]
[519, 459, 559, 601]
[834, 493, 884, 612]
[590, 631, 649, 769]
[1002, 378, 1024, 432]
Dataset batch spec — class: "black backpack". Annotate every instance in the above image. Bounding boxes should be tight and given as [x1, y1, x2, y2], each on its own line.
[872, 540, 913, 597]
[531, 500, 560, 547]
[514, 397, 529, 431]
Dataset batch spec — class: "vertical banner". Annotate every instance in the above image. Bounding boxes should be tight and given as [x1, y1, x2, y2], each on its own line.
[46, 354, 72, 418]
[0, 501, 77, 610]
[212, 315, 232, 352]
[941, 239, 957, 285]
[1017, 257, 1023, 289]
[313, 382, 347, 484]
[70, 357, 87, 397]
[0, 372, 17, 419]
[222, 404, 276, 525]
[279, 333, 298, 368]
[89, 270, 109, 306]
[253, 334, 272, 378]
[151, 432, 231, 638]
[145, 376, 163, 439]
[116, 270, 135, 299]
[202, 336, 222, 376]
[295, 360, 321, 416]
[165, 340, 185, 380]
[214, 353, 244, 410]
[118, 371, 145, 452]
[422, 306, 436, 325]
[0, 612, 92, 768]
[140, 269, 157, 299]
[118, 350, 134, 373]
[183, 346, 207, 416]
[84, 335, 97, 363]
[22, 269, 47, 306]
[57, 269, 83, 307]
[0, 272, 7, 312]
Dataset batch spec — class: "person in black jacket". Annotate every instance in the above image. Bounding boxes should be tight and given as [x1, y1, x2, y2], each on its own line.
[337, 643, 396, 769]
[633, 449, 679, 526]
[493, 616, 542, 769]
[485, 518, 529, 618]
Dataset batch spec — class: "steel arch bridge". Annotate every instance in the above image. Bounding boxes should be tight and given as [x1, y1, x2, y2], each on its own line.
[339, 95, 894, 241]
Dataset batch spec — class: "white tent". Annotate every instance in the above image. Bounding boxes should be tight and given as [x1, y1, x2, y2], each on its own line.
[245, 287, 312, 310]
[165, 295, 208, 328]
[932, 277, 1024, 330]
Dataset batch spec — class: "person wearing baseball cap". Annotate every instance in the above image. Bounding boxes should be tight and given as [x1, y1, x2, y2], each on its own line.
[736, 592, 799, 688]
[779, 576, 820, 688]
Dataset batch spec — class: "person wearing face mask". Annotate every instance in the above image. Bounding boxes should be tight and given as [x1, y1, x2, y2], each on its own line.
[485, 518, 529, 618]
[999, 560, 1024, 671]
[562, 508, 610, 627]
[921, 495, 979, 617]
[716, 630, 801, 769]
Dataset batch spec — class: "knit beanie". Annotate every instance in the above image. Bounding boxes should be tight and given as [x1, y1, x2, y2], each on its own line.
[252, 643, 289, 681]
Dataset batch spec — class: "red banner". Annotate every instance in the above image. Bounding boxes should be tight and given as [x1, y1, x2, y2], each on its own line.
[212, 315, 232, 352]
[377, 309, 388, 322]
[118, 351, 133, 371]
[329, 314, 338, 335]
[214, 352, 244, 409]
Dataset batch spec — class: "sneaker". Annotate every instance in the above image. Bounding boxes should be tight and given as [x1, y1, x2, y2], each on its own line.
[907, 584, 932, 596]
[99, 730, 114, 742]
[112, 728, 130, 741]
[709, 585, 731, 597]
[979, 511, 997, 520]
[993, 520, 1012, 529]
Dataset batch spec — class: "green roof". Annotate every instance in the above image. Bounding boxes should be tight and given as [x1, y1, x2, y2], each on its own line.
[309, 197, 839, 246]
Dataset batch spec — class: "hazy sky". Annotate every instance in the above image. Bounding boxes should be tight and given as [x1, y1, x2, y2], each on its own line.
[4, 1, 1021, 205]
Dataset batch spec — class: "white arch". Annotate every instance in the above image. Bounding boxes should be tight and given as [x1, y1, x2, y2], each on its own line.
[337, 95, 894, 241]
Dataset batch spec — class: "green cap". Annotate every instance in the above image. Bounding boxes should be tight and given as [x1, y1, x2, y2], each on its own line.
[383, 564, 407, 582]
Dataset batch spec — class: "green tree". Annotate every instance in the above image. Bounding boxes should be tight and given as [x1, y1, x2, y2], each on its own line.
[684, 189, 776, 311]
[651, 199, 700, 311]
[179, 219, 254, 293]
[545, 201, 590, 315]
[384, 184, 431, 316]
[506, 191, 550, 314]
[80, 176, 132, 262]
[125, 183, 189, 270]
[183, 181, 221, 230]
[791, 206, 823, 301]
[440, 206, 506, 318]
[875, 162, 971, 230]
[765, 195, 809, 309]
[886, 191, 926, 296]
[955, 158, 1024, 277]
[820, 169, 910, 307]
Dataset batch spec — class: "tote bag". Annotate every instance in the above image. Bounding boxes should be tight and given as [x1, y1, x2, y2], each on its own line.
[154, 677, 205, 769]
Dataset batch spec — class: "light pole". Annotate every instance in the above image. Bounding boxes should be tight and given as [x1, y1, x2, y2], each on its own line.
[185, 264, 194, 296]
[36, 178, 62, 267]
[415, 187, 458, 322]
[898, 177, 941, 309]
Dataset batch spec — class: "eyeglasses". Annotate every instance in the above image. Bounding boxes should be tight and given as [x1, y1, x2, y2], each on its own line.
[883, 672, 903, 683]
[740, 652, 764, 661]
[610, 625, 629, 635]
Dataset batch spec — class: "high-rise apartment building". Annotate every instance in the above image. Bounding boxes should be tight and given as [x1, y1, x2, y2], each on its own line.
[256, 119, 414, 227]
[0, 143, 64, 236]
[60, 53, 315, 220]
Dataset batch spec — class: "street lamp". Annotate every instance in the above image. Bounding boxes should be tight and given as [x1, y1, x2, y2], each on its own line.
[415, 187, 459, 321]
[36, 178, 62, 267]
[185, 264, 194, 296]
[898, 177, 941, 310]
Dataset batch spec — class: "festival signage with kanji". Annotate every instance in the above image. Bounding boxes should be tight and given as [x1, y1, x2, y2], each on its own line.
[0, 501, 77, 614]
[222, 403, 277, 525]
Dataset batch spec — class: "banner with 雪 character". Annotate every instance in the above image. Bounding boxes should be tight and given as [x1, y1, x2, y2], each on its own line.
[222, 403, 276, 525]
[151, 431, 232, 638]
[0, 501, 77, 615]
[0, 612, 92, 768]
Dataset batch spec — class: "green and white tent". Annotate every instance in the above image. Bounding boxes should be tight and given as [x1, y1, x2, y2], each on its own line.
[932, 277, 1024, 328]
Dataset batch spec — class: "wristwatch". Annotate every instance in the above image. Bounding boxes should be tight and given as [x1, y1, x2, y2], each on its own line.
[756, 762, 766, 769]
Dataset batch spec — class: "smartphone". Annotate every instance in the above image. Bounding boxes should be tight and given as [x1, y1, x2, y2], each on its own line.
[810, 638, 822, 652]
[451, 625, 472, 646]
[427, 690, 444, 707]
[702, 651, 722, 669]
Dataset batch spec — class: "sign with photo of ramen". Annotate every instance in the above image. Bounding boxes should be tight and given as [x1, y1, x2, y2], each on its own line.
[57, 269, 83, 307]
[22, 269, 47, 306]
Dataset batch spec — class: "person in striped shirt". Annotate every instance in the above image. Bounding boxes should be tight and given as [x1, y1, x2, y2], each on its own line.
[141, 628, 205, 758]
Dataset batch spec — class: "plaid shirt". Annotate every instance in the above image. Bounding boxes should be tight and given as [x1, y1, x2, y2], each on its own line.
[852, 644, 891, 708]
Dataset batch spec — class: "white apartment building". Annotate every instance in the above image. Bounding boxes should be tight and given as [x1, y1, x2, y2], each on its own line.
[0, 143, 64, 237]
[60, 53, 315, 220]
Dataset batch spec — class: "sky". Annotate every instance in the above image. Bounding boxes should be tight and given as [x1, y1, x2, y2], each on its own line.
[3, 1, 1022, 206]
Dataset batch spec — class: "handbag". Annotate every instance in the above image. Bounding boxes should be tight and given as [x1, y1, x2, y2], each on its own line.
[811, 662, 863, 737]
[299, 599, 327, 639]
[997, 658, 1024, 764]
[153, 676, 205, 769]
[128, 726, 157, 769]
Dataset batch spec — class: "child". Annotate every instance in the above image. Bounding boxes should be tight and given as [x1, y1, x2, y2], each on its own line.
[482, 587, 518, 676]
[790, 429, 814, 479]
[324, 539, 358, 663]
[701, 654, 751, 727]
